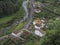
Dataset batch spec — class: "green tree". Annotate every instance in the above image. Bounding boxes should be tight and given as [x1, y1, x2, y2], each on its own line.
[0, 0, 20, 18]
[39, 29, 60, 45]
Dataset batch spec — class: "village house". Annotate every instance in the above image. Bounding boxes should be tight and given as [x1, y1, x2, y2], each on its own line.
[34, 9, 41, 13]
[33, 18, 46, 37]
[32, 1, 42, 13]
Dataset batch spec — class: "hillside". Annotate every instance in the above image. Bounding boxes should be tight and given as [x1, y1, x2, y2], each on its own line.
[0, 0, 60, 45]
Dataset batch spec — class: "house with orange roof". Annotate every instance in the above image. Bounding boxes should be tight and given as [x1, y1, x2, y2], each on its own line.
[33, 18, 42, 25]
[33, 18, 46, 37]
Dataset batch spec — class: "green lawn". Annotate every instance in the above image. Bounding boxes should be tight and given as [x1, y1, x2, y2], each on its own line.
[0, 15, 14, 24]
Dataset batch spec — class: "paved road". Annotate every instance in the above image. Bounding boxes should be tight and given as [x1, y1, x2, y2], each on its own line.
[13, 0, 34, 37]
[22, 0, 29, 20]
[23, 0, 34, 29]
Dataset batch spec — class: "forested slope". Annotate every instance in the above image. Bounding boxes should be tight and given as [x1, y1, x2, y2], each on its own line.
[0, 0, 20, 18]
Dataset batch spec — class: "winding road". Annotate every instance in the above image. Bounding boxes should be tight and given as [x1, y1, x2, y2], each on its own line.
[23, 0, 34, 29]
[0, 0, 34, 41]
[10, 0, 34, 38]
[0, 0, 29, 35]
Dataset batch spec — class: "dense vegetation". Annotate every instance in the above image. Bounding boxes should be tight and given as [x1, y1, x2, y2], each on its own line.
[0, 0, 24, 29]
[0, 0, 24, 36]
[34, 0, 60, 19]
[0, 0, 20, 18]
[0, 0, 60, 45]
[39, 20, 60, 45]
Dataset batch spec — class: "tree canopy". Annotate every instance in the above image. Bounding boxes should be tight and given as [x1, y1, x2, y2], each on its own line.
[0, 0, 20, 18]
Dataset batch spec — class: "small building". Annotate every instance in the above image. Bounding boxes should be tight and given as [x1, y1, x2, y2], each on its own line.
[33, 18, 46, 37]
[33, 1, 41, 8]
[33, 18, 45, 27]
[35, 30, 45, 37]
[34, 25, 41, 30]
[32, 1, 42, 13]
[34, 9, 41, 13]
[41, 23, 45, 28]
[33, 18, 42, 25]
